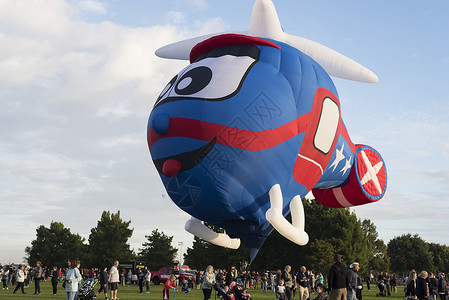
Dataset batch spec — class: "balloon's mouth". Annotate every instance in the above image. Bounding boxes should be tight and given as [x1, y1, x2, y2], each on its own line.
[152, 137, 217, 177]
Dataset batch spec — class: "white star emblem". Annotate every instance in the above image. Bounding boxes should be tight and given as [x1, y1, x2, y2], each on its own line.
[340, 157, 352, 176]
[329, 144, 345, 172]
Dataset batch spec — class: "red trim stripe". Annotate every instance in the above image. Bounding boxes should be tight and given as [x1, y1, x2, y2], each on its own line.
[148, 112, 311, 152]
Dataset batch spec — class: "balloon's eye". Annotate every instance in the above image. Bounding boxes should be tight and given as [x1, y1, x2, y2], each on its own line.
[154, 53, 256, 107]
[175, 66, 213, 95]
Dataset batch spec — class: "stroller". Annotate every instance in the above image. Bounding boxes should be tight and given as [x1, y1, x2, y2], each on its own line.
[230, 282, 251, 300]
[376, 280, 386, 297]
[214, 283, 234, 300]
[78, 278, 98, 300]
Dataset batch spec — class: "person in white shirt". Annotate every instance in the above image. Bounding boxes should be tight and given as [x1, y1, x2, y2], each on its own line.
[108, 260, 120, 300]
[13, 265, 26, 294]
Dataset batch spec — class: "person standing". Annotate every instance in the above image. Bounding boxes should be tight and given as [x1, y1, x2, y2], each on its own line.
[282, 265, 294, 300]
[145, 268, 152, 293]
[51, 266, 59, 295]
[347, 263, 360, 300]
[127, 269, 132, 287]
[260, 270, 268, 293]
[428, 272, 438, 300]
[33, 261, 43, 294]
[202, 265, 216, 300]
[405, 271, 417, 300]
[316, 272, 324, 287]
[1, 265, 9, 290]
[225, 266, 234, 287]
[328, 254, 347, 300]
[138, 268, 144, 293]
[95, 266, 109, 300]
[276, 278, 286, 300]
[437, 273, 448, 300]
[296, 266, 309, 300]
[65, 258, 82, 300]
[13, 265, 26, 294]
[108, 260, 120, 300]
[416, 271, 429, 300]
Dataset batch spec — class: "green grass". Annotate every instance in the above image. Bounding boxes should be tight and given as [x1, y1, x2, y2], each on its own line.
[0, 281, 405, 300]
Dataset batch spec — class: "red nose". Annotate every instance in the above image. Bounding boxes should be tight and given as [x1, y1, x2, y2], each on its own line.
[162, 159, 182, 177]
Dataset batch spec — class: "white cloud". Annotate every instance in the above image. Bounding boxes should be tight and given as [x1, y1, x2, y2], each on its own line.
[76, 0, 107, 15]
[0, 0, 228, 262]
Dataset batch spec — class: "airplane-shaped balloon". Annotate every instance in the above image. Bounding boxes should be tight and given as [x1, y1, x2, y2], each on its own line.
[147, 0, 387, 260]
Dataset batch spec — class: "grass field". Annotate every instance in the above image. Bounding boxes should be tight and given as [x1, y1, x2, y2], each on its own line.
[0, 281, 405, 300]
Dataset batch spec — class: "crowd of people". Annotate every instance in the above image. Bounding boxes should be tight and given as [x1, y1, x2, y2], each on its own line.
[404, 270, 448, 300]
[0, 260, 126, 300]
[2, 255, 449, 300]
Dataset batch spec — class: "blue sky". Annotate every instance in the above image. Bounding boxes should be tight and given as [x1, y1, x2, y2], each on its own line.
[1, 0, 448, 264]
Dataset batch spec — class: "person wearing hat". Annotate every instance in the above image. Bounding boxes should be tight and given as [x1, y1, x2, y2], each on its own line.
[347, 263, 360, 300]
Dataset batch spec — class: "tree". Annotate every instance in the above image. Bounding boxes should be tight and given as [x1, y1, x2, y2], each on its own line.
[387, 234, 433, 273]
[307, 239, 335, 273]
[183, 223, 247, 271]
[362, 219, 389, 271]
[428, 243, 449, 273]
[88, 211, 134, 268]
[25, 221, 87, 267]
[138, 229, 177, 270]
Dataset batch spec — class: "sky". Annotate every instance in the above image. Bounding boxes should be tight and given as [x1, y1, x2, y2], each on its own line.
[1, 0, 449, 264]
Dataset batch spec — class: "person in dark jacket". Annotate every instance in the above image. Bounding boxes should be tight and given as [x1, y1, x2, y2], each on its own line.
[296, 266, 309, 300]
[437, 273, 448, 300]
[415, 271, 429, 300]
[51, 266, 59, 295]
[95, 266, 108, 300]
[34, 261, 43, 295]
[347, 263, 359, 300]
[405, 271, 417, 300]
[428, 273, 438, 300]
[328, 254, 347, 300]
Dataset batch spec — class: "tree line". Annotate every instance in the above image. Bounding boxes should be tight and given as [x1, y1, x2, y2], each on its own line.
[24, 204, 449, 275]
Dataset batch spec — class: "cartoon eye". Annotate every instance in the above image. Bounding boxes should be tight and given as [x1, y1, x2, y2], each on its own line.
[175, 66, 213, 95]
[155, 54, 256, 106]
[156, 75, 177, 103]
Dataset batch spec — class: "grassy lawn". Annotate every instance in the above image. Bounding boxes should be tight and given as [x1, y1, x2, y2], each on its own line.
[0, 281, 405, 300]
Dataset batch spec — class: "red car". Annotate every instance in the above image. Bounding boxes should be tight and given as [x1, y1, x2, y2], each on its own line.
[151, 267, 196, 285]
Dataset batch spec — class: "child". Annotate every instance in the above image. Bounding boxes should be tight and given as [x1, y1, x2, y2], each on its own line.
[314, 285, 326, 300]
[181, 279, 190, 293]
[276, 278, 286, 300]
[163, 274, 177, 300]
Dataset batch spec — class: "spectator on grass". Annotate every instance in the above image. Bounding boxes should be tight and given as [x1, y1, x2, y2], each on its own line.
[95, 266, 108, 300]
[108, 260, 120, 300]
[282, 265, 294, 300]
[328, 254, 347, 300]
[347, 263, 359, 300]
[438, 273, 448, 300]
[65, 258, 82, 300]
[2, 265, 9, 290]
[202, 265, 216, 300]
[51, 266, 59, 295]
[428, 272, 438, 300]
[12, 265, 26, 294]
[296, 266, 309, 300]
[416, 271, 429, 300]
[405, 271, 417, 300]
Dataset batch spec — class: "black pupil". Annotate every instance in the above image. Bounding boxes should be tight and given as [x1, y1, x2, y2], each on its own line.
[175, 66, 212, 95]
